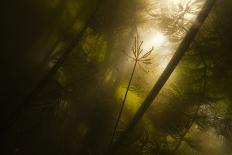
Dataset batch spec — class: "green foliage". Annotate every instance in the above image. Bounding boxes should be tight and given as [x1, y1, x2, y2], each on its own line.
[3, 0, 232, 155]
[81, 28, 107, 63]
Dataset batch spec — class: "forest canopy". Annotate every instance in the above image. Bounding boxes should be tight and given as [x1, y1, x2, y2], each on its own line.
[2, 0, 232, 155]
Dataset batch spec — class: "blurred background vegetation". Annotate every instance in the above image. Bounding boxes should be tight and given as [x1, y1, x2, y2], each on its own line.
[2, 0, 232, 154]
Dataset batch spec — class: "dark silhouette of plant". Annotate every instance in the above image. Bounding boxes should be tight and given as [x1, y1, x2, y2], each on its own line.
[1, 0, 103, 136]
[172, 51, 208, 153]
[110, 0, 216, 153]
[109, 32, 153, 149]
[149, 0, 202, 41]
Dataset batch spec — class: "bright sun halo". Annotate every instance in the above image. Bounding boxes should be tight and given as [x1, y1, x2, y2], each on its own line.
[142, 30, 167, 51]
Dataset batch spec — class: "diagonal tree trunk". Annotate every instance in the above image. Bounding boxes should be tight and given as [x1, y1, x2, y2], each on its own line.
[26, 0, 101, 101]
[110, 0, 217, 153]
[1, 0, 102, 135]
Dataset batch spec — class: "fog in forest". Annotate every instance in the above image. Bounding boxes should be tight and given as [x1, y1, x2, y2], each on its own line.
[2, 0, 232, 155]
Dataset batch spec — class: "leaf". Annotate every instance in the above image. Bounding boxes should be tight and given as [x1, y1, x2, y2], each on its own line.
[138, 41, 143, 50]
[134, 36, 137, 58]
[140, 58, 152, 62]
[122, 50, 135, 60]
[139, 49, 143, 56]
[132, 46, 136, 57]
[142, 61, 152, 65]
[140, 47, 154, 59]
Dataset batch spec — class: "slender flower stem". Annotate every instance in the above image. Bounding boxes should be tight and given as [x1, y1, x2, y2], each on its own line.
[107, 32, 153, 154]
[110, 0, 216, 153]
[109, 60, 138, 148]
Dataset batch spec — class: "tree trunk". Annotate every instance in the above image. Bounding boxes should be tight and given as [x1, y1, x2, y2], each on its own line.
[1, 0, 101, 135]
[111, 0, 217, 153]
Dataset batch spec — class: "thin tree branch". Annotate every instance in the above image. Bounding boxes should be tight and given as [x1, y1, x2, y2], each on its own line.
[1, 0, 102, 135]
[172, 51, 207, 152]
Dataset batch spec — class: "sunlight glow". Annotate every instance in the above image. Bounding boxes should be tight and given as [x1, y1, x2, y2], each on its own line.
[142, 30, 168, 51]
[159, 52, 172, 69]
[146, 32, 166, 49]
[140, 29, 172, 71]
[171, 0, 183, 3]
[168, 0, 189, 5]
[130, 0, 205, 85]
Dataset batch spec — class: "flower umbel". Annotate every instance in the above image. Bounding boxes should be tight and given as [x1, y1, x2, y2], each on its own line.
[109, 32, 154, 150]
[123, 32, 154, 65]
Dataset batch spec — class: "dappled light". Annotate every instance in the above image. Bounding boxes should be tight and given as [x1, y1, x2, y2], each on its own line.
[2, 0, 232, 155]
